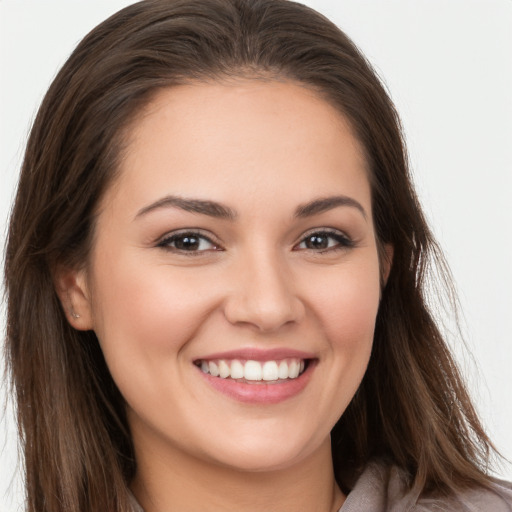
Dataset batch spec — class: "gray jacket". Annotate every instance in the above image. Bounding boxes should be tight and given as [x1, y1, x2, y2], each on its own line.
[129, 459, 512, 511]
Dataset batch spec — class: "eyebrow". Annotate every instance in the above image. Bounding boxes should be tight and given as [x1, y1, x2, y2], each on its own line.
[135, 195, 237, 220]
[135, 194, 366, 221]
[294, 195, 367, 220]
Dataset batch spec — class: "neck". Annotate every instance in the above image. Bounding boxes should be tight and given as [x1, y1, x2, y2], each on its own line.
[130, 435, 345, 512]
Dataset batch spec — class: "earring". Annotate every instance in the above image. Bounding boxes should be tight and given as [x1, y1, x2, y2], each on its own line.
[67, 290, 81, 319]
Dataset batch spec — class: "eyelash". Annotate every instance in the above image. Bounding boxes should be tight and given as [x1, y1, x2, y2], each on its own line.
[157, 230, 221, 255]
[293, 229, 354, 253]
[156, 228, 354, 255]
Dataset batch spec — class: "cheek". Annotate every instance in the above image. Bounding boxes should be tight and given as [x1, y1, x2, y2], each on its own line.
[88, 251, 219, 377]
[307, 256, 382, 350]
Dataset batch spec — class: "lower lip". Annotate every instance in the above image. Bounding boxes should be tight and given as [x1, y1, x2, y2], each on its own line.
[196, 362, 315, 404]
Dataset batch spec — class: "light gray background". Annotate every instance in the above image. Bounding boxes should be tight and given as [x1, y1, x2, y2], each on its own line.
[1, 1, 511, 510]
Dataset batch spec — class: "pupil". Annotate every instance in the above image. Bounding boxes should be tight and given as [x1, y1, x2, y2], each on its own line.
[307, 235, 328, 249]
[176, 235, 199, 250]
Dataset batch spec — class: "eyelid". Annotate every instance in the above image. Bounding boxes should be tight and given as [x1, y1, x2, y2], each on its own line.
[293, 227, 355, 251]
[156, 228, 224, 253]
[154, 227, 354, 254]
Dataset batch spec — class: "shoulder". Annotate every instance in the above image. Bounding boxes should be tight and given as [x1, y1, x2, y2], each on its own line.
[414, 479, 512, 512]
[341, 460, 512, 512]
[421, 478, 512, 512]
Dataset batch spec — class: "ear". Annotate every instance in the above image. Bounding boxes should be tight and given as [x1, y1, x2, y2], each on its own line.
[53, 265, 94, 330]
[380, 243, 394, 288]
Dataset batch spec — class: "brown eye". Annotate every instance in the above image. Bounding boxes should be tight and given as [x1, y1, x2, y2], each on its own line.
[296, 230, 353, 252]
[174, 234, 201, 250]
[158, 232, 218, 252]
[304, 234, 330, 250]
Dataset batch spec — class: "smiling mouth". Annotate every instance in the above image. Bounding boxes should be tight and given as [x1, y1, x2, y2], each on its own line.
[194, 358, 310, 382]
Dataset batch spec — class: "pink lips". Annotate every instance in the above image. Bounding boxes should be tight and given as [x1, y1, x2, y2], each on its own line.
[194, 348, 317, 404]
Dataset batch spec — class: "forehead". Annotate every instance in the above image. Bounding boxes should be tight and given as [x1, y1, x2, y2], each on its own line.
[105, 79, 371, 216]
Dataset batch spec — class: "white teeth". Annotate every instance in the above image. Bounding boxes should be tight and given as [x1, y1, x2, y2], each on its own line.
[244, 360, 263, 381]
[230, 359, 244, 379]
[278, 360, 289, 379]
[209, 361, 219, 377]
[218, 360, 230, 378]
[199, 358, 307, 381]
[262, 361, 279, 381]
[289, 360, 300, 379]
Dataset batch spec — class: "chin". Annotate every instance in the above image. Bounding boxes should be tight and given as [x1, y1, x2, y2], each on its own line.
[199, 428, 327, 474]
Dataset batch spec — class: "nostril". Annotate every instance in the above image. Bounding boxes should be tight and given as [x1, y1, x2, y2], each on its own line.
[223, 290, 305, 333]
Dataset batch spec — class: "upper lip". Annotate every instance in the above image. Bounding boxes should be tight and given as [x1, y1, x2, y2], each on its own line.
[194, 347, 316, 362]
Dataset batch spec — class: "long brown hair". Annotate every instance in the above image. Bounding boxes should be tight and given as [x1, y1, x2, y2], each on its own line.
[4, 1, 497, 510]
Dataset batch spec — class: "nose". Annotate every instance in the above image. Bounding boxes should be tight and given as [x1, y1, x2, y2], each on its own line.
[223, 249, 305, 333]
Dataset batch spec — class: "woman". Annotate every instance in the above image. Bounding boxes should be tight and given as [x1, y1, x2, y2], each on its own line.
[3, 1, 511, 511]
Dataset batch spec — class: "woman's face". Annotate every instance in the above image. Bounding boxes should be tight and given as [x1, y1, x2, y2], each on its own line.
[72, 80, 387, 473]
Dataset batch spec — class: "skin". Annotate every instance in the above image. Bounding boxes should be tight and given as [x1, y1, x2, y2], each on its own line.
[59, 79, 391, 512]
